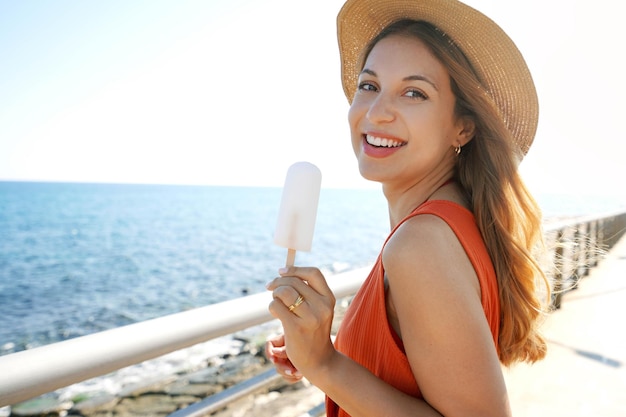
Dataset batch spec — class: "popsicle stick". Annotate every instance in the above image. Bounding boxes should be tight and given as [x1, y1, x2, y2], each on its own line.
[285, 248, 296, 267]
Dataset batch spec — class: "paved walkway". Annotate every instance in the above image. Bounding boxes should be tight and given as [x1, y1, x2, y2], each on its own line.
[504, 234, 626, 416]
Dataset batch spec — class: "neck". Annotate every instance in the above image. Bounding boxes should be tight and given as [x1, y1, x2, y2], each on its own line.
[383, 174, 454, 228]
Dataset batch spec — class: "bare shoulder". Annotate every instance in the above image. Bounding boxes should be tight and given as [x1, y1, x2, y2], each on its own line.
[385, 213, 455, 257]
[383, 213, 480, 298]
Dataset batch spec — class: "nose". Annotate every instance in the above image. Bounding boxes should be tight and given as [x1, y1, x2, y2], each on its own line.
[366, 93, 396, 124]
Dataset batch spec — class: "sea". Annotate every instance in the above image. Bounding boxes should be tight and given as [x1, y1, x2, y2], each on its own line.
[1, 181, 624, 400]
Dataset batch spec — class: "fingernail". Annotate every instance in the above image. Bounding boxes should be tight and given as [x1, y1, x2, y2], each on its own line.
[278, 267, 288, 274]
[285, 368, 302, 377]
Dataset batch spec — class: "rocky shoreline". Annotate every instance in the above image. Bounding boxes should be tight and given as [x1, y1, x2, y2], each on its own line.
[2, 297, 351, 417]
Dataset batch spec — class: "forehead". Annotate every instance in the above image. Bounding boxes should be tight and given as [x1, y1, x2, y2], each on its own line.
[363, 34, 449, 81]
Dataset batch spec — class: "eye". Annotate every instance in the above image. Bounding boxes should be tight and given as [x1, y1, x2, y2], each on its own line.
[357, 81, 378, 92]
[405, 89, 428, 100]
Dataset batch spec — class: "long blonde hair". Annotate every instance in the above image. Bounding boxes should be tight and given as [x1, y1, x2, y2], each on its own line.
[363, 19, 549, 365]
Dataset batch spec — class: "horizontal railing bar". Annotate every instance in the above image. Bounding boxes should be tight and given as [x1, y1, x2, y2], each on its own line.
[543, 210, 626, 233]
[0, 266, 371, 407]
[0, 291, 272, 407]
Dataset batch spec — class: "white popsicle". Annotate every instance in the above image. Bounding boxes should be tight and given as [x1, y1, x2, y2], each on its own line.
[274, 161, 322, 267]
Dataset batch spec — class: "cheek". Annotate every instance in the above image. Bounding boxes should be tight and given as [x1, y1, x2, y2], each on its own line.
[347, 103, 359, 131]
[348, 101, 368, 136]
[347, 104, 362, 152]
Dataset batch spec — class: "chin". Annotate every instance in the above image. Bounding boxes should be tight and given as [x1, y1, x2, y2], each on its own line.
[357, 161, 386, 184]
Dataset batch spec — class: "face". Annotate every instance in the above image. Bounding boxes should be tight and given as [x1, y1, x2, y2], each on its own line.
[348, 34, 470, 187]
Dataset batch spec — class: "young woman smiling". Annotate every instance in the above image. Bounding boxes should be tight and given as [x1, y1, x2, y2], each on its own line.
[266, 1, 549, 416]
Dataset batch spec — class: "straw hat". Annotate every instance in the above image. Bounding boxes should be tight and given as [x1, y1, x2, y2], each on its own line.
[337, 0, 538, 156]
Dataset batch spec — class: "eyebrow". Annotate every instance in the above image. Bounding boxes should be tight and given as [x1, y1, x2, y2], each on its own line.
[360, 68, 439, 91]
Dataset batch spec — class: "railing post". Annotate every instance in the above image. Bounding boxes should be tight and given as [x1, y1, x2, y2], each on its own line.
[552, 229, 565, 309]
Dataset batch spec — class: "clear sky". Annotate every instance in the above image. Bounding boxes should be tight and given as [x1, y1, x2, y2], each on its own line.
[1, 0, 624, 198]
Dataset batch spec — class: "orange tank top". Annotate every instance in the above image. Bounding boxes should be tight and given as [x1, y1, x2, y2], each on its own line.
[326, 200, 500, 417]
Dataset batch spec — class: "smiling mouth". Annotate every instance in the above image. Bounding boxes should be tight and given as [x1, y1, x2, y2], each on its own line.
[365, 134, 406, 148]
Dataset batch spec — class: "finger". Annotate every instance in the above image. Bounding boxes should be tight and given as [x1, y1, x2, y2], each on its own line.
[266, 275, 311, 293]
[281, 372, 303, 384]
[266, 336, 290, 359]
[271, 274, 334, 317]
[265, 340, 285, 362]
[265, 340, 303, 382]
[267, 333, 285, 346]
[269, 294, 309, 320]
[283, 369, 303, 383]
[270, 284, 306, 313]
[273, 359, 302, 382]
[267, 275, 325, 305]
[270, 346, 289, 359]
[278, 266, 334, 298]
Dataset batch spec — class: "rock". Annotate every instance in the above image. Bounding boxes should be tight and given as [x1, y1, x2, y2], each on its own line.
[214, 354, 265, 386]
[117, 375, 177, 398]
[11, 397, 73, 416]
[168, 395, 199, 409]
[184, 366, 220, 384]
[70, 393, 119, 414]
[165, 381, 221, 398]
[114, 395, 178, 416]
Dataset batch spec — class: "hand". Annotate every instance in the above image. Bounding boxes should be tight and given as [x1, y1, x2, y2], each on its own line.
[265, 333, 303, 383]
[266, 266, 337, 379]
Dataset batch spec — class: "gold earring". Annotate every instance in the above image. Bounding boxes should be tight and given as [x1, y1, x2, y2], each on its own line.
[454, 145, 461, 155]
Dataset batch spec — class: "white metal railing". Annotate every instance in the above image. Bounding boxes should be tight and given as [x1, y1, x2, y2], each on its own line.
[1, 209, 625, 412]
[0, 266, 372, 406]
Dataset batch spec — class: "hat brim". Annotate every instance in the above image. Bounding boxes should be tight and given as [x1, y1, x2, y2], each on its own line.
[337, 0, 538, 156]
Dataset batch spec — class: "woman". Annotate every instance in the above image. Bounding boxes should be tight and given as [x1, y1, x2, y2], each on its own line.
[266, 0, 549, 416]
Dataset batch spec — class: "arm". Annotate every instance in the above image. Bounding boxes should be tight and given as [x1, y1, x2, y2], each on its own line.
[266, 214, 510, 416]
[267, 266, 443, 417]
[383, 214, 511, 417]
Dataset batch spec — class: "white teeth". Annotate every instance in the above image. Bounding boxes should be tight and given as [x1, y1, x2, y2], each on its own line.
[366, 135, 404, 148]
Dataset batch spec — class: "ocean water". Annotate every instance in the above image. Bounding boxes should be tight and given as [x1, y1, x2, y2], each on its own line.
[2, 181, 625, 356]
[0, 181, 390, 355]
[1, 180, 624, 400]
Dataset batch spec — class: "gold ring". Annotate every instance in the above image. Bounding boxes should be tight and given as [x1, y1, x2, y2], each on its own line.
[288, 294, 305, 312]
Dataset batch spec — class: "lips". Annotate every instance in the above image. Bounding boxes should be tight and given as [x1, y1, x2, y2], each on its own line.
[362, 134, 406, 158]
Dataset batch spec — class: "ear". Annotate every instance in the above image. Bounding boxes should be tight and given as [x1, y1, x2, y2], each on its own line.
[455, 116, 475, 147]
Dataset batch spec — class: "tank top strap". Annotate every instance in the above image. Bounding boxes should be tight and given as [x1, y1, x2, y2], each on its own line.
[383, 199, 474, 248]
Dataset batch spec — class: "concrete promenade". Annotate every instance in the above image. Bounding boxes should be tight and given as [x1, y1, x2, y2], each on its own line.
[504, 233, 626, 416]
[246, 234, 626, 417]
